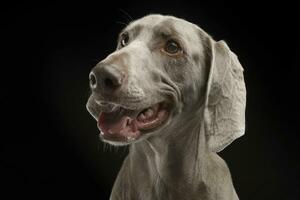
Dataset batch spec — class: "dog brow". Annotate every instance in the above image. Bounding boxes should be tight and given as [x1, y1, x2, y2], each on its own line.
[122, 24, 144, 39]
[153, 20, 179, 39]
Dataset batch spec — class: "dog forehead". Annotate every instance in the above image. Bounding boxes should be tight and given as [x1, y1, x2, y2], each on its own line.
[127, 14, 166, 28]
[126, 15, 199, 41]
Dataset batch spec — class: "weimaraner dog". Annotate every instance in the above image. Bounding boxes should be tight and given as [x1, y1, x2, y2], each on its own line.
[86, 14, 246, 200]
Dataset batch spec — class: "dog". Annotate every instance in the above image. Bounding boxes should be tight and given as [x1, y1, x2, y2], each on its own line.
[86, 14, 246, 200]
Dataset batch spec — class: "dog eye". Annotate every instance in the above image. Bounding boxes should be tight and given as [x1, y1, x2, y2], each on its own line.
[164, 40, 181, 55]
[120, 33, 129, 47]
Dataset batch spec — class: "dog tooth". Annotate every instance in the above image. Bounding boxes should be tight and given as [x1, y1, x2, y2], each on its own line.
[123, 118, 130, 129]
[144, 108, 154, 118]
[112, 105, 119, 111]
[126, 136, 135, 141]
[157, 110, 166, 119]
[138, 113, 146, 121]
[126, 118, 132, 126]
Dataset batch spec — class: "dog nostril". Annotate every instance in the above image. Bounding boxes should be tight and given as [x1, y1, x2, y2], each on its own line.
[104, 77, 119, 89]
[89, 73, 97, 88]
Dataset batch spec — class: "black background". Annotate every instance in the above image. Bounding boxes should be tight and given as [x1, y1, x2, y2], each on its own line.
[1, 0, 299, 199]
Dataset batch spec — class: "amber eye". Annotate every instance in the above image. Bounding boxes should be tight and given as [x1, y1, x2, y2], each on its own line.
[120, 33, 129, 47]
[164, 40, 181, 55]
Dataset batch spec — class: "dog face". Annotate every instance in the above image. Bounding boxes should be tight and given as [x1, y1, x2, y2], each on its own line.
[86, 15, 208, 145]
[86, 14, 246, 152]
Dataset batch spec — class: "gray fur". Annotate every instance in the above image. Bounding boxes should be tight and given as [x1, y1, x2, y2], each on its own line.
[86, 14, 246, 200]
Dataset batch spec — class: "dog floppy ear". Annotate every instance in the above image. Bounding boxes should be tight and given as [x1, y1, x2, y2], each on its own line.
[203, 39, 246, 152]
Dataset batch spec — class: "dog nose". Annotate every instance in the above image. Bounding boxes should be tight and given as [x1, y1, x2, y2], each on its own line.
[89, 63, 124, 93]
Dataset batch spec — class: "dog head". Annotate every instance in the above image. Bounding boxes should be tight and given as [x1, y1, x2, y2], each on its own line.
[86, 14, 246, 151]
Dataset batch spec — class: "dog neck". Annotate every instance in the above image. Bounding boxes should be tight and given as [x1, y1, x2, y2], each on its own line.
[128, 109, 208, 195]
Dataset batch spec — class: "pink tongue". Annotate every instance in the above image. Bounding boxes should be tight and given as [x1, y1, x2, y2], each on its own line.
[98, 112, 139, 137]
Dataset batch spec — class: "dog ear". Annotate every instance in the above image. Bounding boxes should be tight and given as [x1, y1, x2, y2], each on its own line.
[203, 39, 246, 152]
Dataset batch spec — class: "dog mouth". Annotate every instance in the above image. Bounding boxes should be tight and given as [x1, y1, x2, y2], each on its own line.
[97, 102, 170, 144]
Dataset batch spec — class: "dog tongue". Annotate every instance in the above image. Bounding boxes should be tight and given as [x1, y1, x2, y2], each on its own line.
[98, 110, 139, 138]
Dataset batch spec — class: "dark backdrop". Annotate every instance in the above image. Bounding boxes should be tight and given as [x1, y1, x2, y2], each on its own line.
[1, 0, 299, 199]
